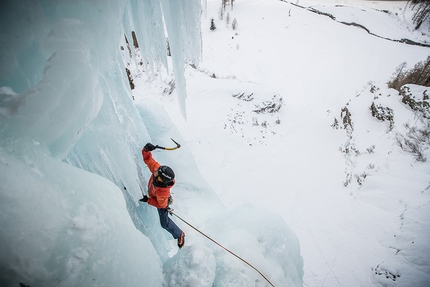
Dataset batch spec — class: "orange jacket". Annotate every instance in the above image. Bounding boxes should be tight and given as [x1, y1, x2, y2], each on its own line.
[142, 149, 174, 209]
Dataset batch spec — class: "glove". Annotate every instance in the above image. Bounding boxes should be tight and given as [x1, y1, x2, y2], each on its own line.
[139, 195, 149, 202]
[168, 196, 174, 205]
[144, 143, 156, 151]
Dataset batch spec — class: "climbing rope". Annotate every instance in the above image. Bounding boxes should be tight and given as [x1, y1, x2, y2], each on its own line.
[168, 208, 276, 287]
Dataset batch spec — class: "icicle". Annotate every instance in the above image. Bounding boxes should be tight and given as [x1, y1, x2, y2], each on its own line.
[160, 0, 203, 119]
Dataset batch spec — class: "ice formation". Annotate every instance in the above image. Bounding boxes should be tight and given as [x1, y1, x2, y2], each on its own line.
[0, 1, 303, 286]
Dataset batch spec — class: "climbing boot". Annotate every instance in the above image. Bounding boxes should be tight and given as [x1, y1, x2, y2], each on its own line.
[178, 232, 185, 249]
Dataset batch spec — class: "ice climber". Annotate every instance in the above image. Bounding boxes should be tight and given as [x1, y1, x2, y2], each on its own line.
[139, 143, 185, 249]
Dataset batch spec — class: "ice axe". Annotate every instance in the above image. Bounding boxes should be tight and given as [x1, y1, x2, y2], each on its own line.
[154, 138, 181, 151]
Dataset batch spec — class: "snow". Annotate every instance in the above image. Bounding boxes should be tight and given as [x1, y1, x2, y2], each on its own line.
[164, 244, 216, 287]
[134, 0, 430, 286]
[1, 0, 429, 286]
[295, 0, 429, 43]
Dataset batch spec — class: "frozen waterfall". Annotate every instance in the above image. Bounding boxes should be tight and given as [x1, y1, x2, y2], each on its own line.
[0, 1, 303, 286]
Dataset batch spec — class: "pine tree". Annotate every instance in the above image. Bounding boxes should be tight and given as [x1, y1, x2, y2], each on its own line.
[210, 18, 217, 31]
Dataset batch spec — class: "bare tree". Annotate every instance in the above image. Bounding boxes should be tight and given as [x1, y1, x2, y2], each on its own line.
[232, 18, 238, 30]
[222, 0, 228, 11]
[388, 56, 430, 90]
[408, 0, 430, 30]
[218, 6, 224, 20]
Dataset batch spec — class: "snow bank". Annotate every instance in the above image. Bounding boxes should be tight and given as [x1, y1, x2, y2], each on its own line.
[164, 244, 216, 287]
[162, 205, 303, 287]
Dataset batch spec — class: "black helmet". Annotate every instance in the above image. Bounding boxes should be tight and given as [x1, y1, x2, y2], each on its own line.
[157, 165, 175, 183]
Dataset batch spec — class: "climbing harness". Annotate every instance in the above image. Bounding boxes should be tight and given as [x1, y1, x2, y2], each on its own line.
[167, 208, 276, 287]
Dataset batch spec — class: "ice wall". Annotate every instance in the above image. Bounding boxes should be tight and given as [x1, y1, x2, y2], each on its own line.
[0, 144, 163, 287]
[0, 0, 303, 286]
[0, 0, 201, 286]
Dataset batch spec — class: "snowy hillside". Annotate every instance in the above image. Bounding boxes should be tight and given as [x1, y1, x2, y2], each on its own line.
[132, 0, 430, 286]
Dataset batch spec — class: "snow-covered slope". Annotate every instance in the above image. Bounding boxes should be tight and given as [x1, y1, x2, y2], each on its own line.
[133, 0, 430, 286]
